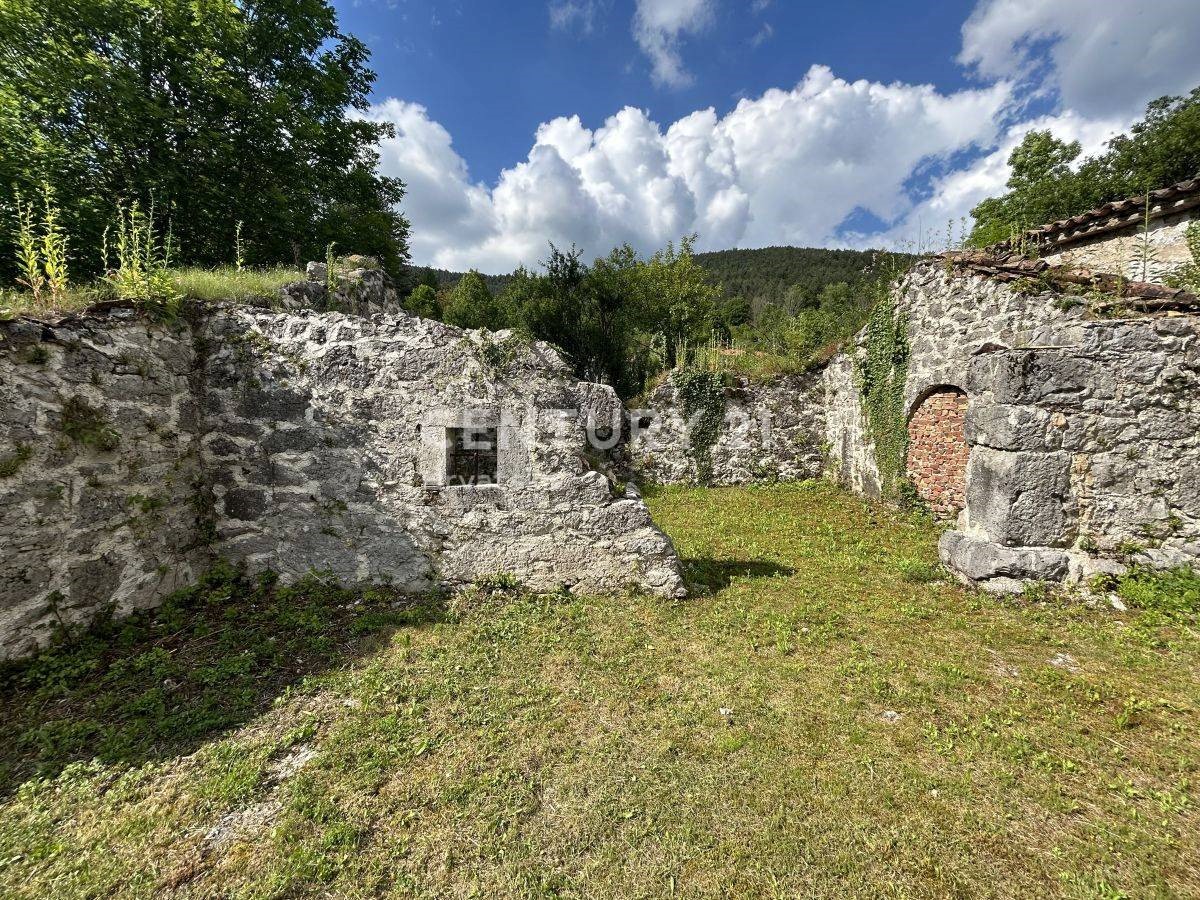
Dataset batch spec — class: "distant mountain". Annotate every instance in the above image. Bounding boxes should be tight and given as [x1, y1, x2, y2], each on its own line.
[421, 246, 901, 307]
[693, 246, 887, 307]
[420, 268, 512, 296]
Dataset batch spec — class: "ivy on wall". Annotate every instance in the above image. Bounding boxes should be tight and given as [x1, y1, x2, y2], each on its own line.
[674, 369, 726, 485]
[854, 298, 911, 500]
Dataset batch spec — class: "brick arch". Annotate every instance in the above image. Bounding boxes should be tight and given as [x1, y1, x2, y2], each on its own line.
[906, 386, 969, 518]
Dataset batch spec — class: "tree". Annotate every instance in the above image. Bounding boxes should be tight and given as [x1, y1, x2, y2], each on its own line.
[0, 0, 409, 278]
[405, 284, 439, 319]
[638, 235, 722, 366]
[969, 87, 1200, 245]
[443, 271, 504, 330]
[967, 131, 1084, 245]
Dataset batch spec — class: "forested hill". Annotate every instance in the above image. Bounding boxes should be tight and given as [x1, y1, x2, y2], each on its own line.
[426, 246, 891, 306]
[693, 246, 882, 306]
[426, 268, 512, 295]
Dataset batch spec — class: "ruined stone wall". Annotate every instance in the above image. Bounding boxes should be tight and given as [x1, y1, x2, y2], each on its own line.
[1, 282, 686, 659]
[623, 372, 826, 485]
[821, 354, 879, 498]
[0, 310, 210, 660]
[202, 309, 685, 597]
[940, 315, 1200, 593]
[1040, 209, 1197, 283]
[822, 263, 1089, 499]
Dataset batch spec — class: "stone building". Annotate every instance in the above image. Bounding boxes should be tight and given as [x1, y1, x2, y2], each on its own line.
[0, 266, 684, 660]
[631, 177, 1200, 593]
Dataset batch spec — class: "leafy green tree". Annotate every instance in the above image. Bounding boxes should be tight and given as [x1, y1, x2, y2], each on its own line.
[443, 270, 505, 330]
[0, 0, 409, 278]
[969, 87, 1200, 245]
[405, 284, 439, 319]
[967, 131, 1084, 245]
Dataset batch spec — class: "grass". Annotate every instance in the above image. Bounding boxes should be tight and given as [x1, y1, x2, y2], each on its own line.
[0, 266, 301, 320]
[1, 482, 1197, 898]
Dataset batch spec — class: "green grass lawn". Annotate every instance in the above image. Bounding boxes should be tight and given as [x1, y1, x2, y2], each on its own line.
[1, 482, 1197, 898]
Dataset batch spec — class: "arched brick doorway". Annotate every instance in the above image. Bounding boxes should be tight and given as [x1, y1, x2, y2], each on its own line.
[906, 386, 969, 519]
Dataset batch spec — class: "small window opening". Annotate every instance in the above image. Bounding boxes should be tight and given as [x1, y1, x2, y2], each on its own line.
[446, 427, 498, 486]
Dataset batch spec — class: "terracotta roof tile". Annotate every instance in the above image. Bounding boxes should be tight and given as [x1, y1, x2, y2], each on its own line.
[1017, 176, 1200, 250]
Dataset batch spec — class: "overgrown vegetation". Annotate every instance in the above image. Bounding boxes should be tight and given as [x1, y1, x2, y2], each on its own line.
[673, 369, 727, 484]
[855, 295, 912, 501]
[1167, 221, 1200, 292]
[417, 241, 911, 398]
[969, 86, 1200, 245]
[1, 483, 1197, 897]
[0, 0, 410, 278]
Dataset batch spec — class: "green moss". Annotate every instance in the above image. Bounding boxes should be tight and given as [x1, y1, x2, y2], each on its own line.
[60, 396, 120, 452]
[0, 443, 33, 478]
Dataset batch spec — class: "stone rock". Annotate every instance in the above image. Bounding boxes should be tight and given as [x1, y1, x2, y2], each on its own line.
[939, 530, 1069, 582]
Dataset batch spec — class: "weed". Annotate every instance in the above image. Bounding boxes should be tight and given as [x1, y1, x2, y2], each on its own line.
[103, 200, 182, 318]
[59, 396, 120, 451]
[0, 443, 32, 478]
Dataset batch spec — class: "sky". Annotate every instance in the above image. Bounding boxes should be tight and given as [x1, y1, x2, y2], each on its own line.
[332, 0, 1200, 273]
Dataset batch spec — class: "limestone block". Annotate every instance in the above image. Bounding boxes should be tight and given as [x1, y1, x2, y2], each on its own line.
[965, 448, 1071, 546]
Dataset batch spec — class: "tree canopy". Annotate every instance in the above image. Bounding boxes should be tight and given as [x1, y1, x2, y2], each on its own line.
[0, 0, 410, 277]
[969, 87, 1200, 245]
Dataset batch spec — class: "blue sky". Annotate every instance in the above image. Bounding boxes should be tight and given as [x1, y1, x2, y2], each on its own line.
[332, 0, 1200, 272]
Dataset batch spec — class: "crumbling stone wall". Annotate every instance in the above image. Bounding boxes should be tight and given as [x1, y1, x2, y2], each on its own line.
[623, 372, 826, 485]
[203, 309, 684, 597]
[0, 310, 209, 660]
[940, 316, 1200, 593]
[825, 257, 1200, 591]
[0, 279, 685, 659]
[906, 387, 969, 518]
[822, 262, 1089, 501]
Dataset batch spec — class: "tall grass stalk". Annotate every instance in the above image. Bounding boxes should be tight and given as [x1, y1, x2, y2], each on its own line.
[40, 182, 69, 298]
[12, 189, 44, 301]
[104, 200, 181, 317]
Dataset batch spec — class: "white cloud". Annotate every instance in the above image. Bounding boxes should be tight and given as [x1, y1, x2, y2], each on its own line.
[750, 22, 773, 48]
[365, 0, 1200, 271]
[549, 0, 603, 34]
[960, 0, 1200, 118]
[369, 66, 1012, 271]
[861, 110, 1128, 251]
[633, 0, 716, 88]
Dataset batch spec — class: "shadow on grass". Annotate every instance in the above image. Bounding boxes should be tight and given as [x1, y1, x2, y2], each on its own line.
[0, 565, 446, 799]
[684, 557, 796, 592]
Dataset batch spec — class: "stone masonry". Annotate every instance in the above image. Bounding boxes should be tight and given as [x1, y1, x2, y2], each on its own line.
[0, 270, 685, 660]
[623, 372, 825, 485]
[906, 388, 969, 519]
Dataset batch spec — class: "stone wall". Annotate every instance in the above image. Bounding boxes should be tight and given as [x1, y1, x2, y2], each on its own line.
[940, 315, 1200, 592]
[622, 372, 826, 485]
[1041, 209, 1197, 283]
[822, 262, 1089, 501]
[0, 309, 209, 660]
[202, 309, 685, 597]
[0, 280, 686, 659]
[906, 388, 969, 518]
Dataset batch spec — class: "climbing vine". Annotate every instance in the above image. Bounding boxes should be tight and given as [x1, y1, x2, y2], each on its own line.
[674, 369, 726, 485]
[855, 297, 911, 500]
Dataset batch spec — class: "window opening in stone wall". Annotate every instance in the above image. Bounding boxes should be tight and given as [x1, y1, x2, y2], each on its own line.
[446, 427, 498, 486]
